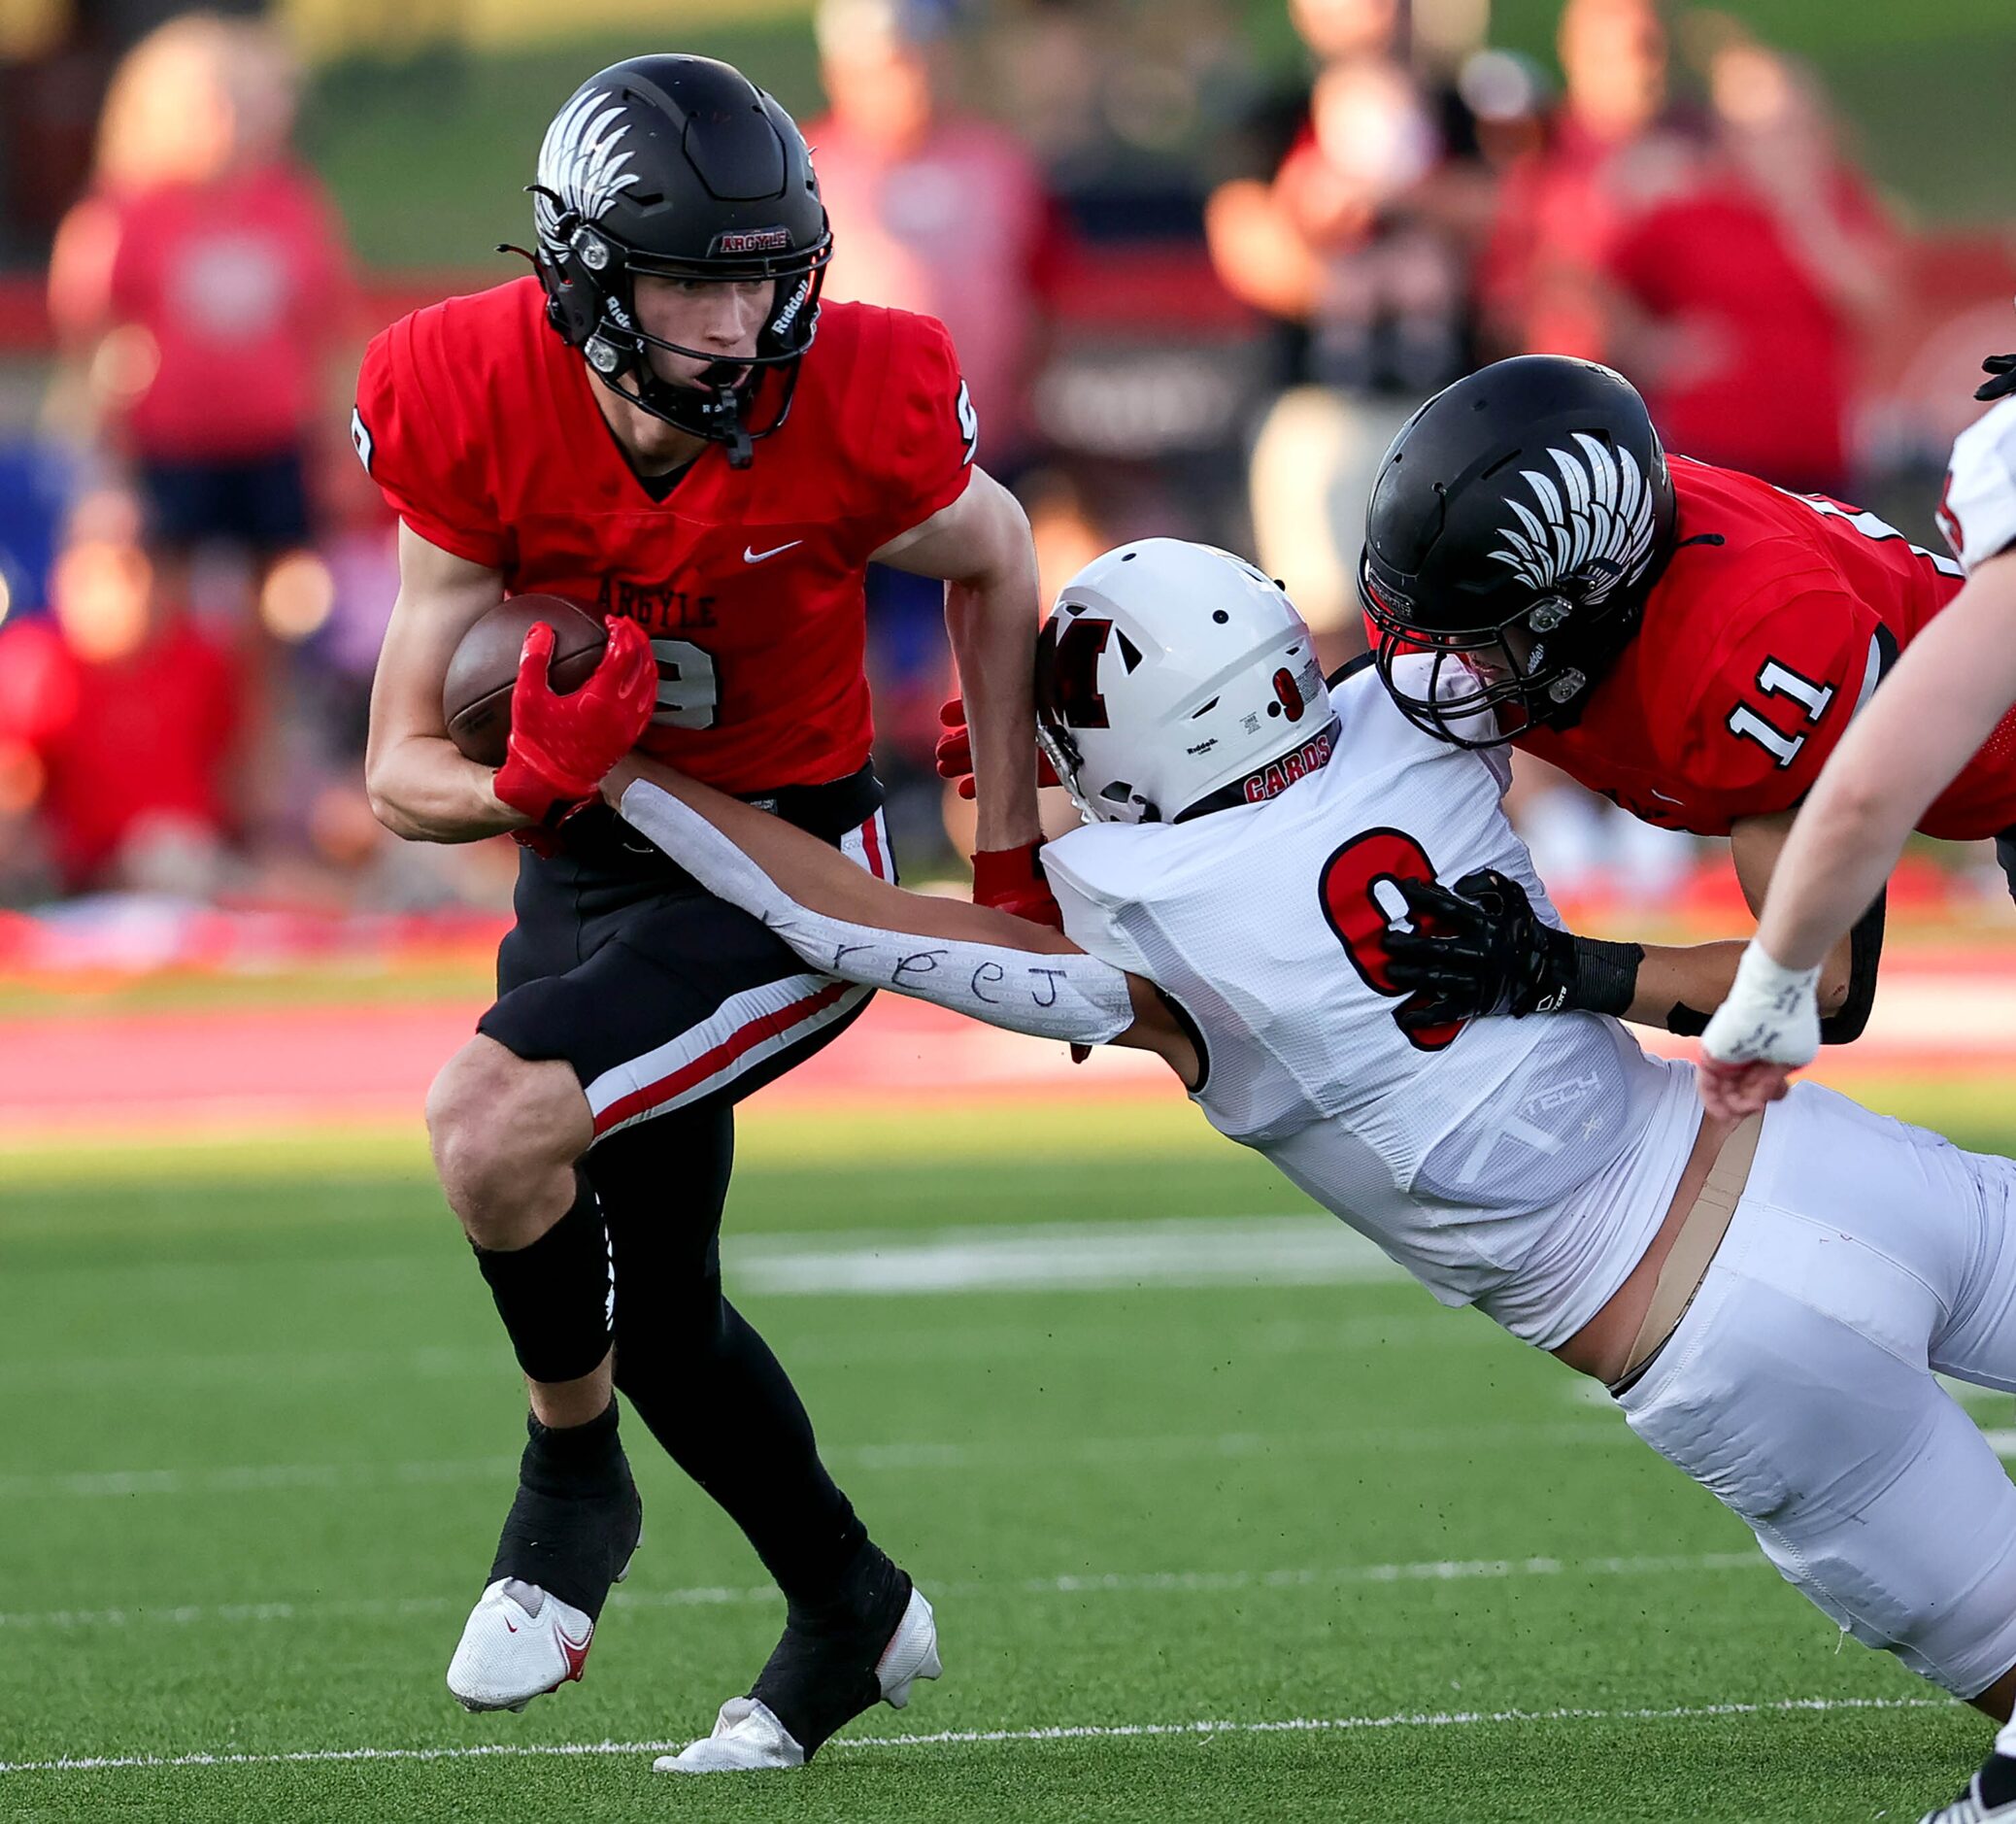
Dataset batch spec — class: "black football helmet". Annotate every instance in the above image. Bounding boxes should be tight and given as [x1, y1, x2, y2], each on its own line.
[1358, 355, 1678, 748]
[526, 55, 832, 466]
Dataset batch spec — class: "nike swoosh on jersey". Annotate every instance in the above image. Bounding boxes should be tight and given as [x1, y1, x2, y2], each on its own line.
[744, 540, 803, 563]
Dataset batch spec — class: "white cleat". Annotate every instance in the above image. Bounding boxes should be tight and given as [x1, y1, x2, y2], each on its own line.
[655, 1584, 941, 1773]
[658, 1696, 807, 1773]
[874, 1583, 943, 1710]
[446, 1578, 599, 1713]
[1922, 1773, 2016, 1824]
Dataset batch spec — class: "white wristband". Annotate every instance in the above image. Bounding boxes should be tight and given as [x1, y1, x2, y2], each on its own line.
[618, 779, 1136, 1048]
[1699, 940, 1823, 1069]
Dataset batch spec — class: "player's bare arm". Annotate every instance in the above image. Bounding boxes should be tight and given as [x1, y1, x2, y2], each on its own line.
[1699, 551, 2016, 1118]
[1683, 809, 1884, 1126]
[601, 753, 1197, 1084]
[364, 524, 521, 841]
[1605, 937, 1747, 1031]
[1382, 827, 1873, 1041]
[1749, 553, 2016, 974]
[872, 467, 1043, 854]
[1726, 807, 1877, 1027]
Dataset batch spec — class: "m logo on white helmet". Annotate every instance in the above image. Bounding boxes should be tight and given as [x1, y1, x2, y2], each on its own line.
[534, 88, 642, 252]
[1488, 432, 1658, 628]
[1040, 616, 1115, 730]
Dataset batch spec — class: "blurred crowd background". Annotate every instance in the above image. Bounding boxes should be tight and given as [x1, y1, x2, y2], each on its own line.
[0, 0, 2009, 942]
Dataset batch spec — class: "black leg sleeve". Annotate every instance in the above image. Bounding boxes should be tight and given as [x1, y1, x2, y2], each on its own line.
[589, 1104, 869, 1606]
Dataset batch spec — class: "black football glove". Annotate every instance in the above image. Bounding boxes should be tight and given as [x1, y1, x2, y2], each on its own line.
[1384, 868, 1641, 1031]
[1978, 352, 2016, 403]
[1384, 868, 1573, 1028]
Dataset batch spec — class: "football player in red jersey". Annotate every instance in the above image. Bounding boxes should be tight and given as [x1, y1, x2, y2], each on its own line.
[355, 56, 1041, 1770]
[1346, 353, 2006, 1047]
[1697, 352, 2016, 1102]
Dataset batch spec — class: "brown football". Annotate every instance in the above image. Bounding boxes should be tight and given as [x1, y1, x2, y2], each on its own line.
[443, 595, 609, 766]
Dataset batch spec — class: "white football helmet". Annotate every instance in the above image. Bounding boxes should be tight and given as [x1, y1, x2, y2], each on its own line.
[1035, 539, 1335, 826]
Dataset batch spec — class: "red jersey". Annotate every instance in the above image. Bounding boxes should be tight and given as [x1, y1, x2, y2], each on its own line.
[1605, 169, 1889, 490]
[1517, 456, 2016, 839]
[353, 278, 975, 793]
[1476, 114, 1636, 363]
[106, 161, 356, 460]
[0, 614, 241, 887]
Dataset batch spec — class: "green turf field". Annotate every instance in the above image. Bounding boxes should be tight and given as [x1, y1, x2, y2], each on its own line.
[3, 1097, 2008, 1822]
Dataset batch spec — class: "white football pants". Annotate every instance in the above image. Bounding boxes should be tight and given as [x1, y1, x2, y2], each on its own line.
[1619, 1079, 2016, 1697]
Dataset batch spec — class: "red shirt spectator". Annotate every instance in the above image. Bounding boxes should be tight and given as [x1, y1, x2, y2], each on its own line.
[95, 158, 354, 462]
[1477, 114, 1635, 360]
[0, 609, 241, 889]
[809, 0, 1057, 461]
[810, 117, 1054, 458]
[1475, 0, 1670, 361]
[1605, 159, 1892, 491]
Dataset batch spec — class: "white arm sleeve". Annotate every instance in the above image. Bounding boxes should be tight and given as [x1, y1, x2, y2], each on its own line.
[1943, 396, 2016, 575]
[618, 779, 1136, 1046]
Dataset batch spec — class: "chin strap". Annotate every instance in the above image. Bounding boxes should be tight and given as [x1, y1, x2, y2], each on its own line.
[622, 363, 757, 467]
[716, 394, 755, 469]
[516, 249, 765, 464]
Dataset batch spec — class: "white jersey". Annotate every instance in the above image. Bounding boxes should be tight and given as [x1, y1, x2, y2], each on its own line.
[1939, 395, 2016, 575]
[1042, 661, 1702, 1348]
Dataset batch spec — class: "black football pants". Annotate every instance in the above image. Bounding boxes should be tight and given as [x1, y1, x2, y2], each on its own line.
[474, 777, 887, 1604]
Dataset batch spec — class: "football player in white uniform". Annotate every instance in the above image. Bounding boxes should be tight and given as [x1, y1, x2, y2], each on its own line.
[1700, 347, 2016, 1124]
[607, 540, 2016, 1804]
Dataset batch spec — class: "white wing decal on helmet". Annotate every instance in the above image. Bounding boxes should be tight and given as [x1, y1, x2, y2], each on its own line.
[1488, 432, 1656, 606]
[534, 89, 643, 251]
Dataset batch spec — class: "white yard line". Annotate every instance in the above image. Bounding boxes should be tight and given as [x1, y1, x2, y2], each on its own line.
[67, 1412, 2016, 1508]
[0, 1215, 1404, 1303]
[0, 1455, 522, 1500]
[6, 1312, 1496, 1394]
[838, 1695, 1953, 1748]
[728, 1215, 1407, 1295]
[1026, 1550, 1765, 1595]
[0, 1694, 1952, 1777]
[0, 1547, 1766, 1634]
[0, 1215, 1431, 1404]
[0, 1419, 1636, 1503]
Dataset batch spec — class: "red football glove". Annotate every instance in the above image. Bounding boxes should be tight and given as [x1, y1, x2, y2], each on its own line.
[972, 840, 1063, 930]
[972, 841, 1091, 1062]
[494, 616, 656, 830]
[935, 694, 1060, 801]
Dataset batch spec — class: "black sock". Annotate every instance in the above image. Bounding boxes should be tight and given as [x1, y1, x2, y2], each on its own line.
[751, 1544, 912, 1756]
[486, 1402, 639, 1613]
[1978, 1752, 2016, 1808]
[471, 1170, 613, 1385]
[522, 1399, 627, 1498]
